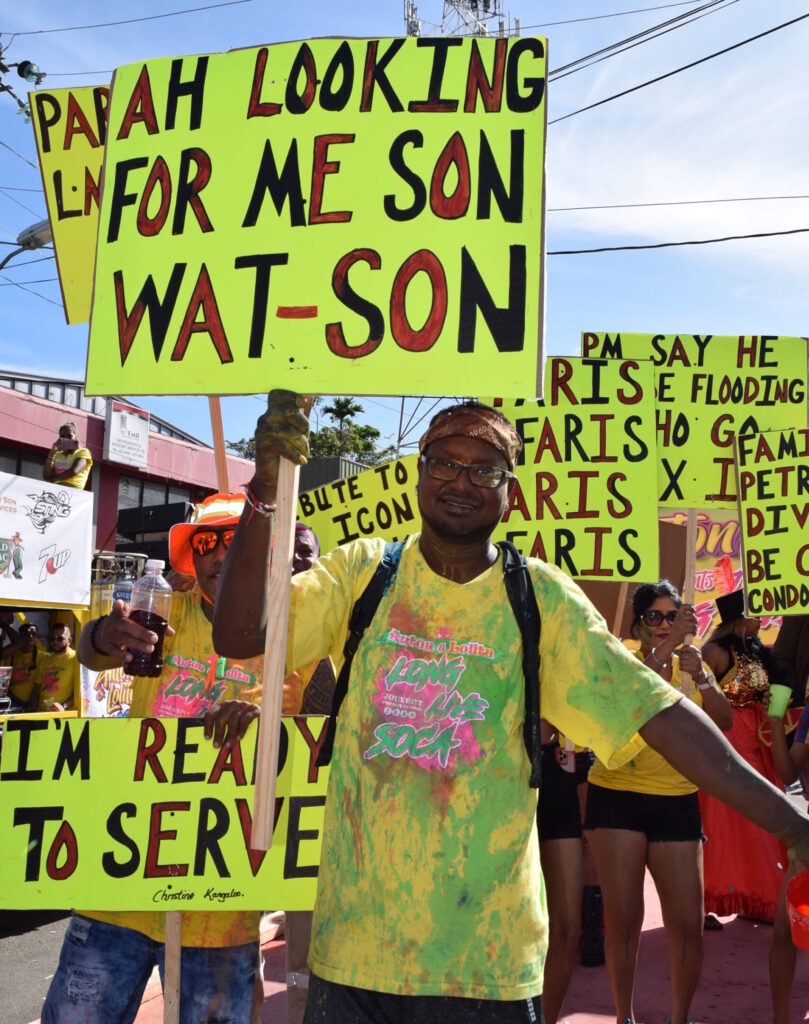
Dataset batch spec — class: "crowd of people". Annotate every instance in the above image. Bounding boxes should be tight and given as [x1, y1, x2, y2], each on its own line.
[5, 393, 809, 1024]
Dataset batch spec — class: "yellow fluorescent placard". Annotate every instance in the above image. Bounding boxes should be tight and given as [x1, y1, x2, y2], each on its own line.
[30, 86, 109, 324]
[489, 358, 658, 580]
[736, 428, 809, 617]
[298, 360, 657, 580]
[0, 717, 328, 910]
[84, 37, 547, 397]
[582, 332, 808, 508]
[298, 455, 419, 554]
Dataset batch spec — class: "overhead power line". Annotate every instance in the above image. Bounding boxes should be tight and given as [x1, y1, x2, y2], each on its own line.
[0, 187, 40, 216]
[550, 0, 738, 82]
[548, 226, 809, 254]
[0, 272, 61, 305]
[549, 193, 809, 212]
[480, 1, 706, 33]
[3, 254, 53, 267]
[2, 0, 253, 36]
[0, 139, 37, 170]
[550, 10, 809, 124]
[0, 277, 57, 285]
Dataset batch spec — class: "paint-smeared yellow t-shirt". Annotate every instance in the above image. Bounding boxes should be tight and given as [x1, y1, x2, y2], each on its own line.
[84, 588, 264, 948]
[3, 646, 43, 704]
[588, 652, 703, 797]
[36, 647, 80, 710]
[286, 535, 680, 1000]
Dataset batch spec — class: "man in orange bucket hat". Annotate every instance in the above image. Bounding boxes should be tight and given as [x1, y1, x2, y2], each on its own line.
[44, 492, 267, 1024]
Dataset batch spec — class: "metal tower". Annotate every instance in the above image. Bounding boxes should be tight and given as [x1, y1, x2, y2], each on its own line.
[404, 1, 421, 36]
[441, 0, 507, 37]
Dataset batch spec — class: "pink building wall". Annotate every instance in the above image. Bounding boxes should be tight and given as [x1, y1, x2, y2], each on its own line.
[0, 389, 254, 547]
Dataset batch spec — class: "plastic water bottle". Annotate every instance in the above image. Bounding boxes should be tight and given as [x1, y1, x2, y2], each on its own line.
[128, 559, 172, 678]
[112, 571, 134, 608]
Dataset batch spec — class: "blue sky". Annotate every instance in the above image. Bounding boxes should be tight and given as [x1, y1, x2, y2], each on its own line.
[1, 0, 807, 452]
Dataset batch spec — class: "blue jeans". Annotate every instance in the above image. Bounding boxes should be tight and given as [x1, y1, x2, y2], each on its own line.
[42, 914, 259, 1024]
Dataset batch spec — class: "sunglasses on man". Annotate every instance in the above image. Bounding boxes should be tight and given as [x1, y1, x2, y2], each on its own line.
[640, 609, 679, 626]
[419, 455, 513, 490]
[190, 528, 236, 557]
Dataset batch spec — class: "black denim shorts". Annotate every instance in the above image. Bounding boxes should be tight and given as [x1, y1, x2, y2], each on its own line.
[303, 973, 544, 1024]
[583, 782, 704, 842]
[537, 744, 582, 842]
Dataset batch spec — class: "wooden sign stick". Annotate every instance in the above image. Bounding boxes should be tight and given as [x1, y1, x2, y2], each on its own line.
[612, 581, 629, 639]
[208, 396, 230, 492]
[251, 399, 312, 850]
[163, 911, 182, 1024]
[162, 398, 231, 1023]
[680, 509, 699, 694]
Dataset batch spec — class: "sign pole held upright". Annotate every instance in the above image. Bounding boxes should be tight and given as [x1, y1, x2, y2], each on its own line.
[163, 912, 182, 1024]
[680, 509, 699, 694]
[163, 397, 230, 1023]
[209, 397, 230, 493]
[252, 399, 312, 850]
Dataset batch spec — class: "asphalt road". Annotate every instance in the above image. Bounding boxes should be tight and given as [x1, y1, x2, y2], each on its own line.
[0, 910, 69, 1024]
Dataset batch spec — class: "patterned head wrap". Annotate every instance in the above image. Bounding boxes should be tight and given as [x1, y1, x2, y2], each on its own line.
[418, 404, 522, 471]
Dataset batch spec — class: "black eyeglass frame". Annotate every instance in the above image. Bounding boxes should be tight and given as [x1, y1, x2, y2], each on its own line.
[419, 455, 514, 490]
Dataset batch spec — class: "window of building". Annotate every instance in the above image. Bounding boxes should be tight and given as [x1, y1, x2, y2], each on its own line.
[0, 446, 18, 475]
[48, 383, 63, 404]
[14, 379, 31, 393]
[0, 378, 11, 388]
[118, 476, 142, 510]
[80, 392, 94, 412]
[142, 480, 166, 506]
[64, 387, 79, 408]
[31, 382, 47, 398]
[94, 397, 106, 417]
[168, 486, 192, 505]
[20, 453, 45, 480]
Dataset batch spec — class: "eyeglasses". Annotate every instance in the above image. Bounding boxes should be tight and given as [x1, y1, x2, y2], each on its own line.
[641, 609, 678, 626]
[419, 455, 513, 490]
[190, 528, 235, 557]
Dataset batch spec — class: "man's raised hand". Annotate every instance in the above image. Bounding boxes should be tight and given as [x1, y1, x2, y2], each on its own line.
[253, 390, 310, 500]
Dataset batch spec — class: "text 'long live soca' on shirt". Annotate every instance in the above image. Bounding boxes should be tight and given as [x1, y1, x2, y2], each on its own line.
[286, 535, 680, 1000]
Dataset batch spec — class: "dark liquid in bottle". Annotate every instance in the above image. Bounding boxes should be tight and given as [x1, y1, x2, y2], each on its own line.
[128, 609, 168, 677]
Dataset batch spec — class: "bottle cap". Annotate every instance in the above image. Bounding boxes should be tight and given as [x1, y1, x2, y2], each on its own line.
[145, 559, 165, 571]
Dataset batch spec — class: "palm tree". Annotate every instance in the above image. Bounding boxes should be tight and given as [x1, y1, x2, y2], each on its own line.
[321, 396, 364, 447]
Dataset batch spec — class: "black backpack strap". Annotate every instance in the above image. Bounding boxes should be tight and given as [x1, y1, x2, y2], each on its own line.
[498, 540, 543, 789]
[316, 540, 405, 767]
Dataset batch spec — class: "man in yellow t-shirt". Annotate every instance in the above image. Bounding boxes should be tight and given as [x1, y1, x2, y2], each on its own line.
[33, 623, 80, 711]
[43, 493, 273, 1024]
[209, 392, 809, 1024]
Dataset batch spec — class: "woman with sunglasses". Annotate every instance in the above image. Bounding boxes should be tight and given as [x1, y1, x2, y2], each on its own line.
[699, 590, 791, 929]
[584, 581, 732, 1024]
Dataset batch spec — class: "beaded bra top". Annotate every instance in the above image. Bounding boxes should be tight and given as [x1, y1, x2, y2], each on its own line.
[719, 649, 769, 707]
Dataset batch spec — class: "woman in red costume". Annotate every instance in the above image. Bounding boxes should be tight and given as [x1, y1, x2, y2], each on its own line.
[699, 589, 789, 926]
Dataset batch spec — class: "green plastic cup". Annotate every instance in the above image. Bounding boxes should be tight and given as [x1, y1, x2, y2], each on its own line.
[768, 683, 792, 719]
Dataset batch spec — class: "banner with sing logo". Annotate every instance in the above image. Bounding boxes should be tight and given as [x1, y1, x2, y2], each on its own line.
[0, 472, 93, 608]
